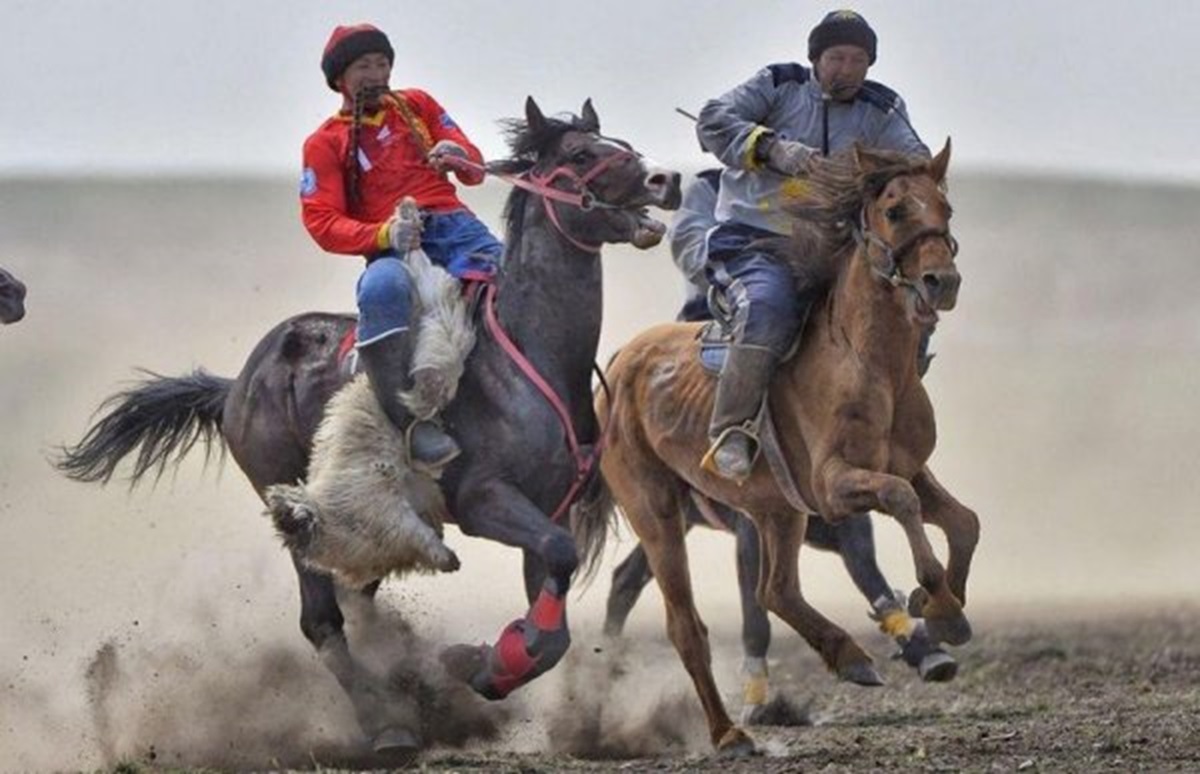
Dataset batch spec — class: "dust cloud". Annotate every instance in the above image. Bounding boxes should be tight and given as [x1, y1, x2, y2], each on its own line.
[2, 173, 1198, 767]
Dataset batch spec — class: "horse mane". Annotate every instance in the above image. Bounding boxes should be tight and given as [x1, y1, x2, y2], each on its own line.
[492, 111, 595, 247]
[774, 146, 939, 289]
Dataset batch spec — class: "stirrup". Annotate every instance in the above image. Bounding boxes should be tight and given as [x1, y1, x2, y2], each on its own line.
[700, 422, 761, 483]
[404, 419, 461, 476]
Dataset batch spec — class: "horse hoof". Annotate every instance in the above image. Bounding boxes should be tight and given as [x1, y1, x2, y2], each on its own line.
[436, 548, 461, 572]
[715, 726, 756, 756]
[372, 726, 421, 765]
[439, 643, 489, 685]
[741, 696, 811, 728]
[839, 662, 885, 687]
[925, 614, 973, 647]
[918, 650, 959, 683]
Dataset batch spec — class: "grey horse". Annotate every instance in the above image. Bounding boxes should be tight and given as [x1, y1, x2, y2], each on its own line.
[57, 97, 681, 760]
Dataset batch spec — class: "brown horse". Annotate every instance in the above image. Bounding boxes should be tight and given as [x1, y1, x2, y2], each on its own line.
[576, 141, 979, 753]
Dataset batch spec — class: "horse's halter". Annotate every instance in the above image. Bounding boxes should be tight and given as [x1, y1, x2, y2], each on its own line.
[441, 143, 639, 254]
[526, 143, 640, 254]
[854, 184, 959, 313]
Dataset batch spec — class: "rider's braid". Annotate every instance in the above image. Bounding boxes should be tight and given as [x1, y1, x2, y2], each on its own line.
[344, 88, 366, 211]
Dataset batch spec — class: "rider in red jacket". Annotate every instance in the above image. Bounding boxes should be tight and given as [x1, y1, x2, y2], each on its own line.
[301, 24, 503, 468]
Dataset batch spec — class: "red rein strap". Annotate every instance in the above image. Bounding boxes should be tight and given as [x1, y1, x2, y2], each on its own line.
[480, 282, 606, 523]
[441, 151, 635, 254]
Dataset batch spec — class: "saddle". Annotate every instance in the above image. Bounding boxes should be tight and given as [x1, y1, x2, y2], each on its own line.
[696, 321, 735, 375]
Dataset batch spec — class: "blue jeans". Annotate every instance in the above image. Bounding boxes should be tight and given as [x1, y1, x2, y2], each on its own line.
[356, 209, 502, 344]
[705, 223, 817, 357]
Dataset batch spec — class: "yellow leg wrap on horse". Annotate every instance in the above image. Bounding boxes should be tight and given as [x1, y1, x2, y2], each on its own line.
[743, 673, 769, 706]
[878, 609, 915, 639]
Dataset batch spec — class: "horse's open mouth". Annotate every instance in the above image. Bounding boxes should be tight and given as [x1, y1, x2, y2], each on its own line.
[910, 292, 939, 327]
[630, 208, 667, 249]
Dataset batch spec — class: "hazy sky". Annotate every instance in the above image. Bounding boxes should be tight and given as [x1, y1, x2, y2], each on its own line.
[3, 1, 1199, 181]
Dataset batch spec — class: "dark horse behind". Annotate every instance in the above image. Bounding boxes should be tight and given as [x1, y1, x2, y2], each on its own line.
[56, 97, 681, 760]
[1, 267, 26, 325]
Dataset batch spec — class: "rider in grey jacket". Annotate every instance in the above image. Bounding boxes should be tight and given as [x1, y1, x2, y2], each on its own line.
[695, 9, 931, 481]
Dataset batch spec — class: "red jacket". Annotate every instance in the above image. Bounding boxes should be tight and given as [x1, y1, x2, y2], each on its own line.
[300, 88, 486, 256]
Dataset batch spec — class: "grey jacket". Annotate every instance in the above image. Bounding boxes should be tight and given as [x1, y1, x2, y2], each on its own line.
[668, 170, 721, 302]
[697, 62, 929, 235]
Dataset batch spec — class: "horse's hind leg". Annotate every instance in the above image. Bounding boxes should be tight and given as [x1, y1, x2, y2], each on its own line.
[912, 466, 980, 608]
[806, 513, 957, 682]
[753, 510, 882, 686]
[615, 478, 753, 754]
[293, 557, 420, 758]
[731, 512, 775, 723]
[603, 542, 656, 637]
[440, 481, 577, 700]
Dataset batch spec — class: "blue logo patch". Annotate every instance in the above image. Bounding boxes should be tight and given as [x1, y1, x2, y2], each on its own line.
[439, 112, 458, 130]
[299, 167, 317, 197]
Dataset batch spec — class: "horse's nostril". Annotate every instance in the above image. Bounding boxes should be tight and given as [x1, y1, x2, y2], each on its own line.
[646, 172, 669, 189]
[923, 270, 961, 299]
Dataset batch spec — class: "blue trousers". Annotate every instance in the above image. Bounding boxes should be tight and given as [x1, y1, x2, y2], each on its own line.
[705, 223, 818, 357]
[356, 209, 502, 344]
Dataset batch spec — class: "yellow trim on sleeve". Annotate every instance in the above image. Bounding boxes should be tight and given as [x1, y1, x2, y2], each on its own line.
[743, 125, 772, 171]
[376, 221, 392, 251]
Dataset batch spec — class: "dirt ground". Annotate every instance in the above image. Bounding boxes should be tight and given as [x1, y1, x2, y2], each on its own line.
[93, 602, 1198, 773]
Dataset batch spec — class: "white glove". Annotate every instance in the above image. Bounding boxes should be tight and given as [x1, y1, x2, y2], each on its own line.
[765, 138, 815, 177]
[387, 197, 423, 253]
[428, 139, 468, 172]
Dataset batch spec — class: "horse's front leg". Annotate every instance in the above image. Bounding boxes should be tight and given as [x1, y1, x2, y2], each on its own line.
[912, 466, 980, 607]
[439, 480, 575, 700]
[816, 458, 971, 646]
[293, 556, 420, 759]
[806, 514, 957, 682]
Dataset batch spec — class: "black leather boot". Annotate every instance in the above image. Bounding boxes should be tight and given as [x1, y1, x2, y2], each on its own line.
[358, 332, 461, 469]
[701, 344, 778, 482]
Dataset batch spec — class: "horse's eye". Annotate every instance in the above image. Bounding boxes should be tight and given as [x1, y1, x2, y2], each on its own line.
[571, 149, 592, 165]
[885, 205, 905, 223]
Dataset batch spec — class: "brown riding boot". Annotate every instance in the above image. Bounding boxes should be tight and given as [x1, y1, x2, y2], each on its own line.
[701, 344, 778, 483]
[359, 332, 461, 471]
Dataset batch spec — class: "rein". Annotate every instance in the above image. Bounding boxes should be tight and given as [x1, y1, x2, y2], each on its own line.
[441, 151, 636, 254]
[479, 281, 609, 523]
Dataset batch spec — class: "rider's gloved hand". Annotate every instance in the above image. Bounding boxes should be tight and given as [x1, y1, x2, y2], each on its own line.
[382, 196, 422, 254]
[429, 140, 485, 184]
[765, 138, 815, 177]
[428, 140, 468, 172]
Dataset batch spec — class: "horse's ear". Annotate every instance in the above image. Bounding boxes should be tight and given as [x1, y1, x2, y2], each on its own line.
[852, 142, 883, 175]
[930, 137, 951, 184]
[525, 96, 547, 134]
[580, 98, 600, 133]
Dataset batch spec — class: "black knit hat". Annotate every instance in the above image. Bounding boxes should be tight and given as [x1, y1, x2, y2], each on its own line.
[808, 10, 877, 65]
[321, 24, 395, 91]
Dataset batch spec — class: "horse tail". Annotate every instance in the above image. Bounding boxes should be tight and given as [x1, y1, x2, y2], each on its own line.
[569, 466, 614, 587]
[56, 369, 232, 486]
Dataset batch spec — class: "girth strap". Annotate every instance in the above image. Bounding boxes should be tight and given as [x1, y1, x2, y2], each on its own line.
[757, 398, 818, 516]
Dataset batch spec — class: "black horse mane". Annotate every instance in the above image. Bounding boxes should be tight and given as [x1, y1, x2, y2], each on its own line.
[773, 146, 940, 289]
[493, 111, 595, 247]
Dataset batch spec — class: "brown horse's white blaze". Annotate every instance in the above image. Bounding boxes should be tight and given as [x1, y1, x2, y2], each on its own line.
[583, 140, 980, 753]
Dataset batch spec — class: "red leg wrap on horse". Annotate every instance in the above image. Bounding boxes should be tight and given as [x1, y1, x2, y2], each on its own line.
[529, 588, 565, 631]
[486, 620, 537, 698]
